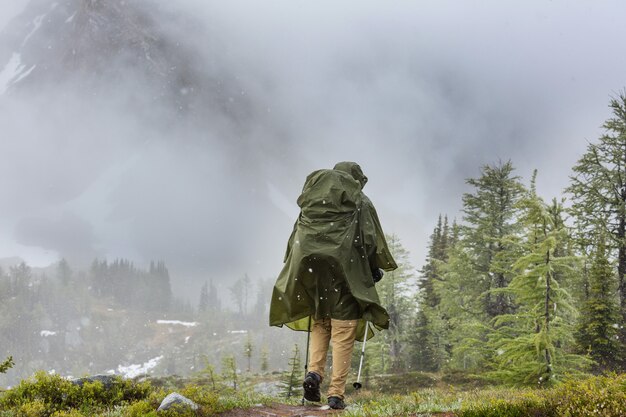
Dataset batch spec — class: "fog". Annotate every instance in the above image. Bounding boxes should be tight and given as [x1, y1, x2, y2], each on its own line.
[1, 0, 626, 298]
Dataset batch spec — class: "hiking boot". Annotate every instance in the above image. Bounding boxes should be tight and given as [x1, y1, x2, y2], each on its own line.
[328, 396, 345, 410]
[302, 372, 321, 402]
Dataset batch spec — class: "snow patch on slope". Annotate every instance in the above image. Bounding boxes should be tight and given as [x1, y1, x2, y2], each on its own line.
[13, 64, 36, 84]
[157, 320, 198, 327]
[0, 53, 36, 95]
[65, 11, 77, 24]
[22, 14, 46, 46]
[117, 355, 163, 378]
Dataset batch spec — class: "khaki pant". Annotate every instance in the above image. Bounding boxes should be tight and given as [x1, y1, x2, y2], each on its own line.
[308, 318, 358, 399]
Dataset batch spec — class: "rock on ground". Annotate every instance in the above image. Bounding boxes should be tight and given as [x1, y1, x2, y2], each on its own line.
[157, 392, 199, 412]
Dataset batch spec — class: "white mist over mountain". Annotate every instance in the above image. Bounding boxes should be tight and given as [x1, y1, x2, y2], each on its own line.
[1, 0, 626, 298]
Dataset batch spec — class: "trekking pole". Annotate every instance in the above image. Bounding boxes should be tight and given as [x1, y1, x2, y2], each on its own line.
[302, 316, 312, 406]
[353, 321, 369, 390]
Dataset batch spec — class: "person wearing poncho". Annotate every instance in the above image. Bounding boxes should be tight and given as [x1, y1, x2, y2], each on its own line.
[269, 161, 397, 408]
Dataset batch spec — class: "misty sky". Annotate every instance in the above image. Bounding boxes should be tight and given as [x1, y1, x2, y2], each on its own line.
[1, 0, 626, 298]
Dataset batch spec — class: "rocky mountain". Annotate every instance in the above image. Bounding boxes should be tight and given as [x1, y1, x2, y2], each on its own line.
[0, 0, 296, 290]
[0, 0, 251, 127]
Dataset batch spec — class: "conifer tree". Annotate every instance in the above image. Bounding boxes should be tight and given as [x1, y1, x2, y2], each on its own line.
[230, 277, 246, 316]
[260, 346, 269, 373]
[56, 258, 72, 286]
[576, 239, 622, 371]
[221, 354, 238, 390]
[199, 282, 209, 313]
[408, 310, 439, 371]
[208, 279, 220, 311]
[375, 234, 415, 372]
[567, 92, 626, 354]
[437, 163, 524, 371]
[196, 355, 222, 390]
[462, 161, 525, 318]
[438, 242, 490, 371]
[411, 215, 452, 371]
[489, 179, 587, 385]
[244, 335, 254, 372]
[280, 344, 302, 398]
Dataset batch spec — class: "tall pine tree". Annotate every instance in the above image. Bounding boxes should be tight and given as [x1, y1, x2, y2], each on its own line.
[575, 238, 622, 372]
[437, 162, 525, 371]
[462, 161, 525, 318]
[489, 177, 587, 385]
[567, 91, 626, 361]
[375, 234, 415, 372]
[411, 215, 452, 371]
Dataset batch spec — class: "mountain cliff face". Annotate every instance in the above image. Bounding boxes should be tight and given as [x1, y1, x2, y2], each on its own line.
[0, 0, 250, 125]
[0, 0, 292, 285]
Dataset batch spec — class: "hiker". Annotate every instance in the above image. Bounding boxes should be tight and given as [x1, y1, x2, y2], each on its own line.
[269, 161, 397, 409]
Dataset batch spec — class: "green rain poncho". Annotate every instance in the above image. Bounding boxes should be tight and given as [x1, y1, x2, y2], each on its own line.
[269, 162, 397, 340]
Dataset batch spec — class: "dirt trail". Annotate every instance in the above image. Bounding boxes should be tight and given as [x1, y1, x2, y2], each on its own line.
[219, 404, 457, 417]
[219, 403, 341, 417]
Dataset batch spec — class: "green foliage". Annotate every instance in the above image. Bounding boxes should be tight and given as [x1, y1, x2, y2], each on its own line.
[194, 358, 221, 391]
[459, 374, 626, 417]
[459, 394, 554, 417]
[260, 346, 269, 373]
[461, 161, 525, 318]
[373, 234, 416, 373]
[90, 258, 171, 312]
[125, 400, 158, 417]
[221, 354, 238, 390]
[343, 388, 462, 417]
[279, 344, 301, 398]
[0, 372, 151, 416]
[567, 91, 626, 365]
[575, 239, 622, 371]
[488, 185, 588, 385]
[553, 373, 626, 416]
[244, 334, 254, 372]
[16, 400, 48, 417]
[431, 162, 527, 374]
[0, 356, 14, 374]
[410, 216, 453, 372]
[50, 411, 87, 417]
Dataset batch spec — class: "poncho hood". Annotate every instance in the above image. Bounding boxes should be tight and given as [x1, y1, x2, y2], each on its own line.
[333, 161, 368, 189]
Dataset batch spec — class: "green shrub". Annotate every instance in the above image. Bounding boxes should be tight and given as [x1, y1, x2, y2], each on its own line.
[17, 400, 47, 417]
[440, 369, 487, 388]
[459, 397, 555, 417]
[180, 385, 219, 409]
[125, 400, 158, 417]
[0, 372, 152, 416]
[459, 375, 626, 417]
[366, 371, 437, 394]
[553, 374, 626, 417]
[50, 410, 87, 417]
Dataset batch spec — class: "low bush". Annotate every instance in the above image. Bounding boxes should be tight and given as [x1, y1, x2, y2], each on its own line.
[0, 372, 151, 417]
[459, 396, 555, 417]
[552, 374, 626, 417]
[459, 374, 626, 417]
